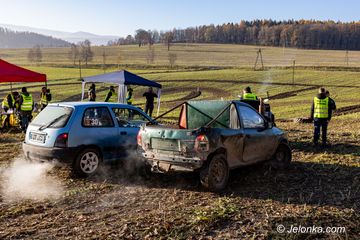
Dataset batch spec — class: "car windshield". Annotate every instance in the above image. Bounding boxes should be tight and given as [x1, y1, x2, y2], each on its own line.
[31, 106, 73, 128]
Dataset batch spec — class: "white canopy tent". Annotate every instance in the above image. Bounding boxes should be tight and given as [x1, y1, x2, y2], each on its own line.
[81, 70, 162, 115]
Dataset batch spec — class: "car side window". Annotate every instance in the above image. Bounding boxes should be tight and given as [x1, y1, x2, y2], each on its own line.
[238, 105, 265, 129]
[112, 108, 148, 127]
[82, 107, 114, 127]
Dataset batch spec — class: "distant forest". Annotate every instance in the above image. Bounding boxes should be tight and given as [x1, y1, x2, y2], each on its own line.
[110, 20, 360, 50]
[0, 27, 70, 48]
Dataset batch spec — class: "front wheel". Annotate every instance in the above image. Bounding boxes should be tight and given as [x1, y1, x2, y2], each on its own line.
[73, 148, 101, 178]
[269, 143, 292, 169]
[200, 153, 229, 192]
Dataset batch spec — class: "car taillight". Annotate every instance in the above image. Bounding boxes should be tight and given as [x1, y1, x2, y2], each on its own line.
[195, 134, 209, 152]
[54, 133, 68, 148]
[137, 132, 142, 146]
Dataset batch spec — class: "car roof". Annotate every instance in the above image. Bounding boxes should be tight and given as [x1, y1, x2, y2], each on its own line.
[48, 101, 138, 109]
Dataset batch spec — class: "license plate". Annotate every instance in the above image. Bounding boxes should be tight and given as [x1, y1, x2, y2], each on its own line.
[29, 132, 46, 143]
[151, 138, 179, 151]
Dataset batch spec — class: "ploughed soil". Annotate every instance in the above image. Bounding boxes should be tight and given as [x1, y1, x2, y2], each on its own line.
[0, 119, 359, 239]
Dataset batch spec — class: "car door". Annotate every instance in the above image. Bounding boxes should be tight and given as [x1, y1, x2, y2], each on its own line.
[80, 106, 118, 161]
[216, 103, 246, 168]
[111, 107, 150, 157]
[237, 105, 276, 164]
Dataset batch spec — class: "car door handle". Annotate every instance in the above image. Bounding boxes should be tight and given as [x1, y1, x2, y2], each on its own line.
[120, 131, 127, 135]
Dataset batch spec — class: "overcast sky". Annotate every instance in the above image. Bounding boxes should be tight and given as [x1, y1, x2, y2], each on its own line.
[1, 0, 359, 36]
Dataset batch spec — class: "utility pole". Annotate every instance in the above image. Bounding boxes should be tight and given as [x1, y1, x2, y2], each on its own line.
[292, 60, 295, 86]
[345, 50, 349, 67]
[79, 60, 82, 79]
[102, 49, 106, 74]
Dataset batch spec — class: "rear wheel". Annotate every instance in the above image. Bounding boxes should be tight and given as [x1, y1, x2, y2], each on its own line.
[200, 153, 229, 192]
[269, 143, 292, 169]
[73, 148, 101, 177]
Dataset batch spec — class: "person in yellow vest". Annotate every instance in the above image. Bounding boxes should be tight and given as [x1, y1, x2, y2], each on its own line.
[1, 91, 19, 129]
[19, 87, 34, 132]
[126, 87, 133, 105]
[241, 86, 258, 100]
[104, 86, 116, 102]
[310, 87, 332, 147]
[39, 86, 52, 110]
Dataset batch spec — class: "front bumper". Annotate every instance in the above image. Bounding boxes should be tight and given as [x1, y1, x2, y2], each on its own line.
[22, 142, 77, 164]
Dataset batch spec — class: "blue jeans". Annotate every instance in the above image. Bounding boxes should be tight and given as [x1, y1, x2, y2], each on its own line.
[314, 118, 328, 145]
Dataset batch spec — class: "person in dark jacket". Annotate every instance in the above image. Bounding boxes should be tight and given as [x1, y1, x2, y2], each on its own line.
[104, 86, 116, 102]
[310, 87, 332, 147]
[143, 87, 158, 117]
[88, 83, 96, 101]
[326, 90, 336, 111]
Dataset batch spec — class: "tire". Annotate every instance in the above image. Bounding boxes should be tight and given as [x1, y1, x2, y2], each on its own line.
[269, 143, 292, 169]
[73, 148, 101, 178]
[200, 153, 229, 192]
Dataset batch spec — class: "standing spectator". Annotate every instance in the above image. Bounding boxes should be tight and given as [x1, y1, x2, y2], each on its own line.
[39, 86, 52, 110]
[19, 87, 34, 132]
[1, 91, 18, 129]
[104, 86, 116, 102]
[143, 87, 157, 117]
[326, 90, 336, 111]
[88, 83, 96, 101]
[310, 87, 332, 147]
[126, 87, 134, 105]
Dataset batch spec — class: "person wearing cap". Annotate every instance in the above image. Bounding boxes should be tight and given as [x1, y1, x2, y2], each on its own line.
[105, 86, 116, 102]
[241, 86, 258, 100]
[88, 83, 96, 101]
[19, 87, 34, 132]
[126, 87, 134, 105]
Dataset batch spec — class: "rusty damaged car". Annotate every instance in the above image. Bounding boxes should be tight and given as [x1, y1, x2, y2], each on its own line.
[137, 100, 291, 191]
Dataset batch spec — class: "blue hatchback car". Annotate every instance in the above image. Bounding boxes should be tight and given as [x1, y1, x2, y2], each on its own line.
[23, 102, 152, 177]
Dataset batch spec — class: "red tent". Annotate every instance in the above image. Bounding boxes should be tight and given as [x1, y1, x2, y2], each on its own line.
[0, 59, 46, 83]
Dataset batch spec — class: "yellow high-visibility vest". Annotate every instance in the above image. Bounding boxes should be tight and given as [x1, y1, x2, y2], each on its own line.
[243, 92, 258, 100]
[126, 91, 133, 104]
[40, 92, 49, 105]
[314, 97, 329, 118]
[2, 94, 14, 109]
[20, 94, 33, 111]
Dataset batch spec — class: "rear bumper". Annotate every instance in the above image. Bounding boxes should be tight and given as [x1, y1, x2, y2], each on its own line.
[22, 142, 78, 164]
[140, 149, 204, 172]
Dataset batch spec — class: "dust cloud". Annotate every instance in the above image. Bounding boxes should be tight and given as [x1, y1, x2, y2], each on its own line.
[0, 158, 64, 202]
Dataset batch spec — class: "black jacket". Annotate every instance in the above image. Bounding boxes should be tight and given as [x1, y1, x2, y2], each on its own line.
[310, 93, 332, 120]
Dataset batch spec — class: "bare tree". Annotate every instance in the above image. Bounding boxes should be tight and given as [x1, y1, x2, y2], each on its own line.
[168, 53, 177, 68]
[102, 48, 107, 73]
[68, 44, 79, 66]
[28, 45, 42, 65]
[146, 46, 155, 64]
[163, 32, 174, 51]
[79, 40, 94, 67]
[135, 29, 149, 47]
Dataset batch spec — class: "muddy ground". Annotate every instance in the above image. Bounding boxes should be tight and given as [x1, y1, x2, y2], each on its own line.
[0, 119, 359, 239]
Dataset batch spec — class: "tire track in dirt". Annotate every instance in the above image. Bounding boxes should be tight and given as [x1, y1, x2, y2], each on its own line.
[269, 86, 318, 99]
[157, 79, 360, 89]
[334, 104, 360, 116]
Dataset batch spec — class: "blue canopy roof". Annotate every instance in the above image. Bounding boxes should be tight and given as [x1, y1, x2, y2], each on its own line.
[82, 70, 162, 88]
